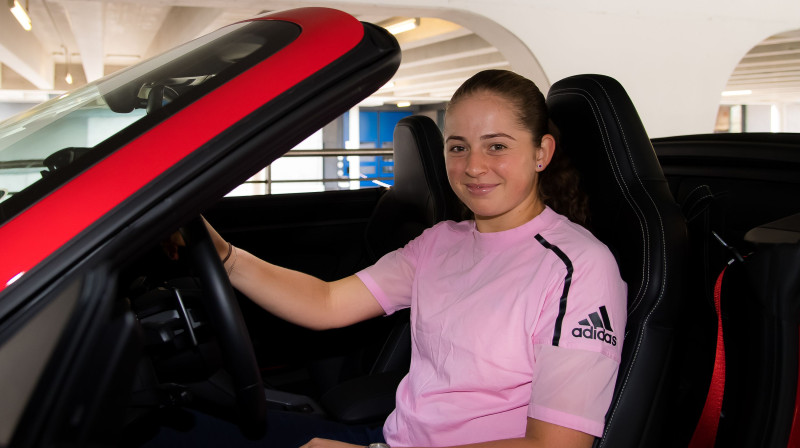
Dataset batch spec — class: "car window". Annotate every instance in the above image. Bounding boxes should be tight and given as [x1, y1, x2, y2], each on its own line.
[229, 109, 414, 196]
[0, 20, 300, 222]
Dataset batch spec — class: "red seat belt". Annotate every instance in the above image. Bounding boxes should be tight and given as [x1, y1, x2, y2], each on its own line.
[788, 327, 800, 447]
[689, 265, 728, 448]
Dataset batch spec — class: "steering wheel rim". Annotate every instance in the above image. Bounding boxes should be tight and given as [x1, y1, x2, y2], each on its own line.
[183, 217, 266, 436]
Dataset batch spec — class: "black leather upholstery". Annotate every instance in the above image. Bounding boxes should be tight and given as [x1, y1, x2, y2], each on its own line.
[363, 115, 461, 377]
[363, 115, 462, 262]
[546, 74, 694, 447]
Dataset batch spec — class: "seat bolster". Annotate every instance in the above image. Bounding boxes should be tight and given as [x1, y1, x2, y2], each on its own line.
[547, 74, 693, 447]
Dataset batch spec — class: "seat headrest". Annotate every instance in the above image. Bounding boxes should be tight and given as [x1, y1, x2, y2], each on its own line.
[392, 115, 461, 222]
[364, 115, 462, 260]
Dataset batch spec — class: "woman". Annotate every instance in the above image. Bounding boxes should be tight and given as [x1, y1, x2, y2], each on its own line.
[208, 70, 627, 448]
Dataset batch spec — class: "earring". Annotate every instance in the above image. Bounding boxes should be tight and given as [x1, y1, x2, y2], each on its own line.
[537, 164, 543, 169]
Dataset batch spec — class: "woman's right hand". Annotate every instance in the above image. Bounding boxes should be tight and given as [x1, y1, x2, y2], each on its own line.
[199, 216, 384, 331]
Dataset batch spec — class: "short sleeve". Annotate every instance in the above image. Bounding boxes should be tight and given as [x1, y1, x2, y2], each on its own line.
[532, 240, 627, 361]
[528, 345, 619, 437]
[356, 231, 426, 315]
[528, 231, 626, 437]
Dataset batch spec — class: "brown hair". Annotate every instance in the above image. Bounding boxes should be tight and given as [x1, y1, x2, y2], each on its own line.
[447, 69, 589, 227]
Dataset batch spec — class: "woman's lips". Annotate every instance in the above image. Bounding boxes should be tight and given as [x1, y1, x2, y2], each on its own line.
[465, 183, 498, 195]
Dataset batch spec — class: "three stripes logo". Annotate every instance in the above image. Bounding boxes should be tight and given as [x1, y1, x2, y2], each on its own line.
[572, 306, 618, 346]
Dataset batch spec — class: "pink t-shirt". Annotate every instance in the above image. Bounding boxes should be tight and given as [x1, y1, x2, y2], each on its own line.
[356, 207, 627, 446]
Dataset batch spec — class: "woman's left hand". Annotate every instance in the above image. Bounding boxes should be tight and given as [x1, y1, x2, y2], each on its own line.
[300, 438, 363, 448]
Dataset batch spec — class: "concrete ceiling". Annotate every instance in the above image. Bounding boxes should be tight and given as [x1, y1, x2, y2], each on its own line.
[0, 0, 797, 106]
[0, 0, 511, 107]
[722, 28, 800, 104]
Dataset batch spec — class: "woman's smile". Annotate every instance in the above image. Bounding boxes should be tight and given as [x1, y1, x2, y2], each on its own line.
[465, 183, 499, 195]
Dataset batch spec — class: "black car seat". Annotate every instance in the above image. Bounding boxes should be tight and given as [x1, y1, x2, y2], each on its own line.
[363, 114, 463, 262]
[712, 215, 800, 447]
[546, 74, 699, 447]
[320, 114, 462, 424]
[362, 114, 463, 375]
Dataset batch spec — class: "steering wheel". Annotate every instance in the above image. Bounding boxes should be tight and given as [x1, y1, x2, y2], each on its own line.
[182, 217, 266, 436]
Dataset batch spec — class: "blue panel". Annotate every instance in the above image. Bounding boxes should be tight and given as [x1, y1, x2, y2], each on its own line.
[360, 111, 378, 144]
[378, 111, 412, 147]
[343, 111, 349, 142]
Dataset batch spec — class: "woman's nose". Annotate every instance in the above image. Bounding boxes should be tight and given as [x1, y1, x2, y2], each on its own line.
[465, 151, 488, 177]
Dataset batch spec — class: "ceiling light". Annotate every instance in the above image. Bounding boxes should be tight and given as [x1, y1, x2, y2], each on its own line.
[721, 90, 752, 97]
[9, 0, 32, 31]
[396, 101, 411, 108]
[384, 18, 419, 35]
[63, 46, 73, 85]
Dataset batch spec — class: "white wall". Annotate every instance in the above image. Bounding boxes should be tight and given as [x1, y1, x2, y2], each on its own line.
[744, 105, 773, 132]
[283, 0, 800, 138]
[785, 104, 800, 133]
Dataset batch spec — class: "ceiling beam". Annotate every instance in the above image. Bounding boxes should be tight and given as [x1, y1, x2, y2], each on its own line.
[393, 52, 509, 82]
[729, 70, 800, 81]
[732, 61, 800, 74]
[61, 1, 105, 82]
[400, 34, 497, 69]
[0, 7, 54, 89]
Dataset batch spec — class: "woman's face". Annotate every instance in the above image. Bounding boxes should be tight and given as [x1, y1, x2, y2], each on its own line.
[444, 92, 552, 233]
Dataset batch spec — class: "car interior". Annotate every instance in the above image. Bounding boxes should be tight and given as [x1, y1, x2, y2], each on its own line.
[6, 68, 798, 446]
[105, 73, 799, 447]
[651, 132, 800, 446]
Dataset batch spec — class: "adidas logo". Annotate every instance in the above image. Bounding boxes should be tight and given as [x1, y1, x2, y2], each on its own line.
[572, 306, 618, 346]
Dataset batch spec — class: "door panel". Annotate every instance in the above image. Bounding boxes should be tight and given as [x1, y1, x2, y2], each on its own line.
[203, 187, 393, 396]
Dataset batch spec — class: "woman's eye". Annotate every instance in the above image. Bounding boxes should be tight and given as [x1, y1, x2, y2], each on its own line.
[489, 144, 507, 151]
[448, 145, 466, 153]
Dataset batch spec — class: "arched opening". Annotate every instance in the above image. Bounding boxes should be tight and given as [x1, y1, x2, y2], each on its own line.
[234, 8, 549, 196]
[360, 7, 548, 110]
[716, 28, 800, 133]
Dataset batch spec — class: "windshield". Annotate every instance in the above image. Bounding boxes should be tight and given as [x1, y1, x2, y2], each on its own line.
[0, 19, 300, 222]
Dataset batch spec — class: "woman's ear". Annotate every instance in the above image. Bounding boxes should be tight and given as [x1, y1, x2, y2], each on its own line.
[536, 134, 556, 171]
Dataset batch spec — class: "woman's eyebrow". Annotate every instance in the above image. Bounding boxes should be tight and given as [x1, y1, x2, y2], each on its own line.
[445, 133, 516, 142]
[481, 132, 516, 141]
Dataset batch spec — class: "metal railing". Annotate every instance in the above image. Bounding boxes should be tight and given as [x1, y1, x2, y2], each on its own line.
[238, 148, 395, 195]
[280, 149, 394, 157]
[0, 149, 397, 199]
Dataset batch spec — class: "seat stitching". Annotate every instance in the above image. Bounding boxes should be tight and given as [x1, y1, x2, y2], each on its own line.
[549, 89, 649, 311]
[593, 79, 664, 318]
[549, 77, 669, 444]
[587, 78, 668, 444]
[686, 184, 711, 199]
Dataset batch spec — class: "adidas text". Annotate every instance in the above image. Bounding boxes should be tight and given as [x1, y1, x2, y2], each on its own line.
[572, 327, 617, 346]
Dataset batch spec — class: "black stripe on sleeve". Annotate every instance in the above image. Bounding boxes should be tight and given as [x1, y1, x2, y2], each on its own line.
[534, 234, 574, 346]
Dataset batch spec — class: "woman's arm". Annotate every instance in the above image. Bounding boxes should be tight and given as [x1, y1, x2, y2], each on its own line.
[203, 217, 385, 331]
[300, 418, 594, 448]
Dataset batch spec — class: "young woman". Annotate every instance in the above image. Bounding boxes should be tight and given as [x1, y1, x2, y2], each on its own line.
[206, 70, 627, 448]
